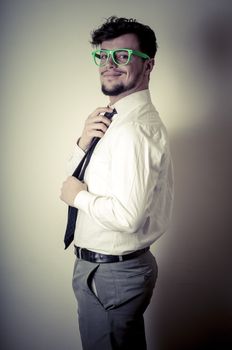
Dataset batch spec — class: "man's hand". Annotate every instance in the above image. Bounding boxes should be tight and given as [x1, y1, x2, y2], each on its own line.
[78, 107, 113, 151]
[60, 176, 87, 206]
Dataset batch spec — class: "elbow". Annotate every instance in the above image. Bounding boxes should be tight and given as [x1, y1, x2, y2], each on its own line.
[114, 206, 143, 233]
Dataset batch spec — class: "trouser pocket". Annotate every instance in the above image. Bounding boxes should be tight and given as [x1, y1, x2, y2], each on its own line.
[72, 259, 100, 302]
[93, 251, 158, 310]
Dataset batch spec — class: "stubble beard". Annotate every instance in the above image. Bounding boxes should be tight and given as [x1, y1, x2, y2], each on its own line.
[101, 80, 137, 96]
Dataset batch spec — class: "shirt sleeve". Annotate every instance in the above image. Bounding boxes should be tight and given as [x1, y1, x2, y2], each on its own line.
[66, 143, 85, 176]
[74, 123, 165, 233]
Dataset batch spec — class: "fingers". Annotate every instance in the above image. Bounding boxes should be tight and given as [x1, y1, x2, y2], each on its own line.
[79, 107, 114, 150]
[60, 177, 87, 205]
[84, 129, 105, 139]
[90, 120, 108, 133]
[91, 106, 114, 116]
[87, 107, 114, 125]
[88, 115, 112, 127]
[88, 108, 114, 130]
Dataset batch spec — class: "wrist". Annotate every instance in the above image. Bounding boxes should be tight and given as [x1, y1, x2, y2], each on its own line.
[77, 137, 87, 152]
[73, 182, 88, 207]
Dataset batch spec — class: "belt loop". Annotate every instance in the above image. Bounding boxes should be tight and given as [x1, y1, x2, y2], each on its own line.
[119, 255, 123, 262]
[79, 247, 82, 259]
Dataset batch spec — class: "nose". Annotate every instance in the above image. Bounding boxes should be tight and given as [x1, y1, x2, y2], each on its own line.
[106, 53, 117, 68]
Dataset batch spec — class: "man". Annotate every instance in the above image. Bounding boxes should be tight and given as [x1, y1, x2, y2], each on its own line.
[60, 16, 174, 350]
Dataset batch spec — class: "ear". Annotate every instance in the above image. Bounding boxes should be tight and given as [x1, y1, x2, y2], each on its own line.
[146, 58, 155, 72]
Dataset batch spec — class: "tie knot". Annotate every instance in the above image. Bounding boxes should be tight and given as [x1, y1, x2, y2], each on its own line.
[104, 108, 117, 119]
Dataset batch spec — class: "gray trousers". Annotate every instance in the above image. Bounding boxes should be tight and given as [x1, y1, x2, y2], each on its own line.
[72, 250, 158, 350]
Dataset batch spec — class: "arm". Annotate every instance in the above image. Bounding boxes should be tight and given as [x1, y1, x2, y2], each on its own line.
[74, 123, 164, 232]
[66, 142, 85, 176]
[61, 106, 114, 202]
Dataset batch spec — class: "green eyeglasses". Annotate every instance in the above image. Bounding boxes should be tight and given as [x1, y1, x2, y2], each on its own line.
[92, 48, 150, 67]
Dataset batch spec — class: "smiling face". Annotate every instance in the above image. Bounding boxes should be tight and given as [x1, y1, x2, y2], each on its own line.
[99, 33, 154, 104]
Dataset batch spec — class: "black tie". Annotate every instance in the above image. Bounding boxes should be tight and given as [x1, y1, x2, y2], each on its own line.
[64, 109, 117, 249]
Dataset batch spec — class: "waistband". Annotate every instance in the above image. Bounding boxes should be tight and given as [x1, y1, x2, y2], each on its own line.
[74, 246, 150, 263]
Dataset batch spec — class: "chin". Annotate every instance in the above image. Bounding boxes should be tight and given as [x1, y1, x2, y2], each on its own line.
[101, 83, 126, 96]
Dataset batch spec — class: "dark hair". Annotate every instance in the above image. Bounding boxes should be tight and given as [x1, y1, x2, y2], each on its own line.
[91, 16, 158, 58]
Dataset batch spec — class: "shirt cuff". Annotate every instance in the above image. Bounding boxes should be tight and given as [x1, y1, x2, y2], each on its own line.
[72, 143, 86, 157]
[74, 190, 95, 212]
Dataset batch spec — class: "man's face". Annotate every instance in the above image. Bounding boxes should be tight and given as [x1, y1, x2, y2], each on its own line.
[99, 33, 152, 99]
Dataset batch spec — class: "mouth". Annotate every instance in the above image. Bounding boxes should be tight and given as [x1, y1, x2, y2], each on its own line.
[101, 70, 124, 78]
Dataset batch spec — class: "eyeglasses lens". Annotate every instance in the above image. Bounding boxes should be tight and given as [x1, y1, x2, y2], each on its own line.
[95, 50, 130, 66]
[113, 50, 130, 65]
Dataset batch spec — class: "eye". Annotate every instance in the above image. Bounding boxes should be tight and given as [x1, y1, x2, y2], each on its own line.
[116, 52, 128, 59]
[100, 52, 108, 60]
[119, 53, 129, 59]
[114, 50, 129, 63]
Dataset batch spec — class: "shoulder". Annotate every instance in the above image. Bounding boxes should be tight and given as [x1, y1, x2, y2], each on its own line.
[111, 117, 168, 148]
[109, 124, 168, 166]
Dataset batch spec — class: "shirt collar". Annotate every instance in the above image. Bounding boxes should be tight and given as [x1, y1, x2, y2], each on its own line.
[110, 89, 152, 119]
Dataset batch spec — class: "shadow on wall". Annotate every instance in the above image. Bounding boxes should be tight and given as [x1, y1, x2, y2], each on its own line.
[148, 11, 232, 350]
